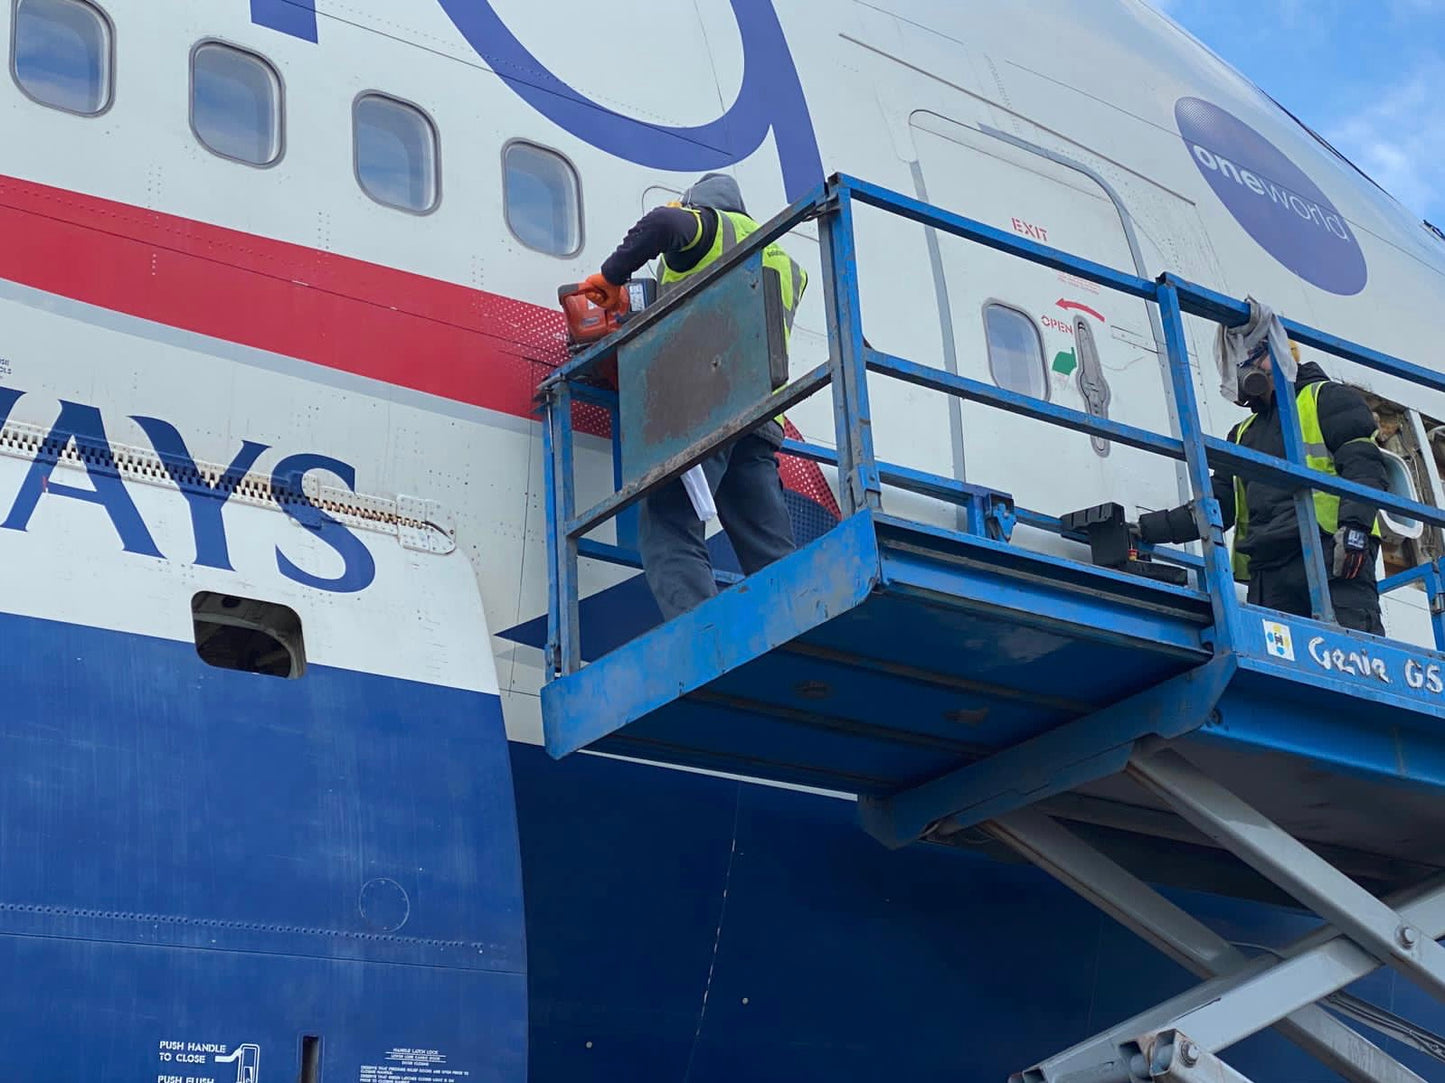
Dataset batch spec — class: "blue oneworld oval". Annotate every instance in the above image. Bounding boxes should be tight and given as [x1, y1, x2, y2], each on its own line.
[1176, 97, 1367, 296]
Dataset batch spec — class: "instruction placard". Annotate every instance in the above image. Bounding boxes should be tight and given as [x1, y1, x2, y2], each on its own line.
[359, 1048, 470, 1082]
[155, 1040, 259, 1083]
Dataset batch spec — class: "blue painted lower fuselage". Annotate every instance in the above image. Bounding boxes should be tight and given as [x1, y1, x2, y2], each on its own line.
[1, 610, 1438, 1082]
[0, 612, 526, 1081]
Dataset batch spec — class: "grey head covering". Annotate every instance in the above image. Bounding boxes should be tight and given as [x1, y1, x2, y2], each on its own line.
[682, 172, 748, 216]
[1213, 296, 1297, 405]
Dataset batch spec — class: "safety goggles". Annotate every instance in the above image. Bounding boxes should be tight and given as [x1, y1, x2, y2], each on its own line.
[1240, 341, 1271, 370]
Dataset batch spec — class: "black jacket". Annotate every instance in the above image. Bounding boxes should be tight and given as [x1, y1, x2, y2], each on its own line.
[600, 205, 719, 286]
[1138, 362, 1387, 571]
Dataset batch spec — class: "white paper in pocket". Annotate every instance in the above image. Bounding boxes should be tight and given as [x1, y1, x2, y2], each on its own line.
[681, 464, 717, 522]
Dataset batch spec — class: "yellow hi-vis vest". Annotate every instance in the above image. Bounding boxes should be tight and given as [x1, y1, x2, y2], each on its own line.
[658, 209, 808, 346]
[1231, 381, 1381, 582]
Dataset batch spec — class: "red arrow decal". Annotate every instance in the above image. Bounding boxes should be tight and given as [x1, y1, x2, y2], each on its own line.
[1057, 299, 1105, 322]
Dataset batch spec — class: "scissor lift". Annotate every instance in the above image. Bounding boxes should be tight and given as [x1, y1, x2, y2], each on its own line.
[537, 174, 1445, 1083]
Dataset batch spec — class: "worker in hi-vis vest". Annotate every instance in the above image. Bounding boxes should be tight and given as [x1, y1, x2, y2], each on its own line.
[1132, 338, 1388, 634]
[581, 173, 808, 620]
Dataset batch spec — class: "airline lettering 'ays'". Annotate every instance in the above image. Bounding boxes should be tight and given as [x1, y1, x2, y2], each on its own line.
[0, 388, 375, 593]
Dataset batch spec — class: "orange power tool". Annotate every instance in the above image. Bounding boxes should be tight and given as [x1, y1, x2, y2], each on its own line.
[557, 278, 657, 354]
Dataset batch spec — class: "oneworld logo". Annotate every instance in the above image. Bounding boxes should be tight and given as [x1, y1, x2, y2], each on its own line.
[1176, 97, 1367, 296]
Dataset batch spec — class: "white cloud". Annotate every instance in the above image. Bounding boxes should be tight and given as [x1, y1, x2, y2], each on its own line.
[1325, 60, 1445, 223]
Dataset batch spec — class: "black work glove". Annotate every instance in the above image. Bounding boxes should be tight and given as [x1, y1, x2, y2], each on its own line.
[1331, 524, 1371, 579]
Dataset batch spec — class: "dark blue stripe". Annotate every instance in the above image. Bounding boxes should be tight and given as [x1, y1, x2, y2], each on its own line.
[251, 0, 317, 42]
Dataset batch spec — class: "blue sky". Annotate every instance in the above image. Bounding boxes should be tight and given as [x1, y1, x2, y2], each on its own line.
[1150, 0, 1445, 224]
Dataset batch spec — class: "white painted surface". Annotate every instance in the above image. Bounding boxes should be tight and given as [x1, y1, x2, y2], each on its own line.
[0, 0, 1439, 739]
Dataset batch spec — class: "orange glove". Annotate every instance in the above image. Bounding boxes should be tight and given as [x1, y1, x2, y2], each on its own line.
[581, 272, 625, 314]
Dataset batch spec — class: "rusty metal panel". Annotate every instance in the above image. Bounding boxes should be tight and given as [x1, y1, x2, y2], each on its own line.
[617, 252, 782, 487]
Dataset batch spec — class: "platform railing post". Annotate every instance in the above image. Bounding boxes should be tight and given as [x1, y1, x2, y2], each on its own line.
[819, 181, 881, 515]
[542, 395, 560, 675]
[1155, 279, 1237, 649]
[609, 398, 639, 552]
[1268, 338, 1336, 623]
[544, 381, 580, 677]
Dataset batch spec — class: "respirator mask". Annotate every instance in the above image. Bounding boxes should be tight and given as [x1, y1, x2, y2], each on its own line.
[1236, 341, 1274, 406]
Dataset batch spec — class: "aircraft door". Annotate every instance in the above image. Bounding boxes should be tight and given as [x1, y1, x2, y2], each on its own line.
[903, 111, 1185, 544]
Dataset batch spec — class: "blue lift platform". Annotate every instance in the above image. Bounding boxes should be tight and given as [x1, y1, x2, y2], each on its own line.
[537, 174, 1445, 1083]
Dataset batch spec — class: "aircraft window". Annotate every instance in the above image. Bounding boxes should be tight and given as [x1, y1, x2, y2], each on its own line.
[503, 140, 582, 257]
[354, 93, 439, 214]
[11, 0, 113, 116]
[983, 303, 1048, 401]
[192, 592, 306, 679]
[191, 42, 282, 167]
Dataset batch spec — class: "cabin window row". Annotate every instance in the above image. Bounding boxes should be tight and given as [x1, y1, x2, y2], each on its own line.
[9, 0, 1064, 388]
[8, 0, 583, 250]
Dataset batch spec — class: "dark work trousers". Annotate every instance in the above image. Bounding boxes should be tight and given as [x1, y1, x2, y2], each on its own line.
[639, 421, 797, 620]
[1246, 545, 1385, 635]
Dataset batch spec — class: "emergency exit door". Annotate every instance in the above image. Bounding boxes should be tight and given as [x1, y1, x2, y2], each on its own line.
[908, 111, 1185, 540]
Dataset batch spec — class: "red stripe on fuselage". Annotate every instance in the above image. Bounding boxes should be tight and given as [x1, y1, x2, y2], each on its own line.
[0, 173, 570, 417]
